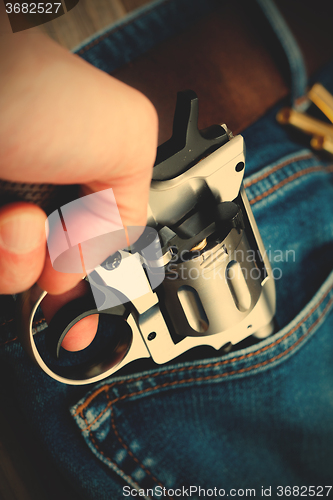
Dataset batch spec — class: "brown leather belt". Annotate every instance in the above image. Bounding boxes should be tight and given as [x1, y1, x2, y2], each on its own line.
[113, 0, 333, 143]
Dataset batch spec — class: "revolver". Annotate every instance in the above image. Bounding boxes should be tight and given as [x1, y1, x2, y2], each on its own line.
[15, 91, 276, 385]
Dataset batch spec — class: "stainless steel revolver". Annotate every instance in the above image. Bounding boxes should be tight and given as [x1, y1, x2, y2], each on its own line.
[16, 91, 276, 385]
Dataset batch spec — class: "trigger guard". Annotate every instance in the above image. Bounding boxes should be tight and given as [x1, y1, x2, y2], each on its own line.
[15, 283, 150, 385]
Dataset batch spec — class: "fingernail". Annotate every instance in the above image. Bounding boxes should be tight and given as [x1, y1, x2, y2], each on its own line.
[0, 212, 45, 254]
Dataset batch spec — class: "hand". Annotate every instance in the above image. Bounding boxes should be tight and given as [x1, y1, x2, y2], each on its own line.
[0, 14, 158, 350]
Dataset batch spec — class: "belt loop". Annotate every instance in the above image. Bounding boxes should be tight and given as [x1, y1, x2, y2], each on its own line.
[255, 0, 308, 110]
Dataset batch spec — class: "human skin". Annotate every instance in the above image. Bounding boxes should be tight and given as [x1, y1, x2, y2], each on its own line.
[0, 9, 158, 350]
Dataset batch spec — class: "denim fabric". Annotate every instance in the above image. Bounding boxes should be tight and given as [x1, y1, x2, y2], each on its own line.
[74, 0, 307, 107]
[1, 1, 333, 499]
[255, 0, 307, 106]
[73, 0, 219, 74]
[68, 88, 333, 496]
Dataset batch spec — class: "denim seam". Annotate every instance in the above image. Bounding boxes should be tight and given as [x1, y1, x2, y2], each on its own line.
[243, 151, 314, 188]
[76, 282, 333, 428]
[80, 413, 148, 498]
[0, 317, 47, 347]
[81, 294, 333, 436]
[107, 395, 170, 499]
[255, 0, 307, 104]
[76, 0, 172, 56]
[248, 164, 333, 205]
[76, 287, 328, 496]
[0, 319, 13, 327]
[0, 317, 16, 346]
[0, 336, 17, 347]
[75, 0, 307, 106]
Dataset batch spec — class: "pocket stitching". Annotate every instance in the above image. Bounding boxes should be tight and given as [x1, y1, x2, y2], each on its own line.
[76, 281, 333, 432]
[244, 150, 313, 188]
[248, 164, 333, 205]
[80, 411, 154, 499]
[80, 293, 332, 491]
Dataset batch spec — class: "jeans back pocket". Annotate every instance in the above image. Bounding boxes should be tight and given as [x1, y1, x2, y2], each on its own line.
[71, 148, 333, 498]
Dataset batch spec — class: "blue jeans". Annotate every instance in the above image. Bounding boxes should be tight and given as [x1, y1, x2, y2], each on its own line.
[1, 0, 333, 498]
